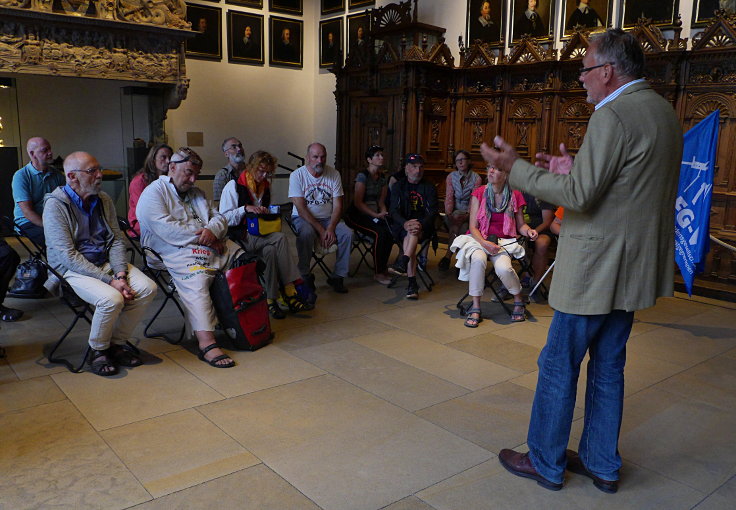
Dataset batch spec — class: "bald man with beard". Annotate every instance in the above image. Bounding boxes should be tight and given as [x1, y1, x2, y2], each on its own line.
[43, 151, 157, 376]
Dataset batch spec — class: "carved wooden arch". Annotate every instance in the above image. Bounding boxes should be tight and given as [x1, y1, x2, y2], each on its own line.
[685, 93, 733, 119]
[426, 40, 454, 67]
[627, 19, 670, 54]
[459, 43, 497, 68]
[506, 35, 554, 64]
[691, 11, 736, 50]
[403, 44, 426, 61]
[509, 98, 541, 119]
[559, 98, 594, 119]
[369, 0, 413, 33]
[559, 29, 592, 61]
[465, 99, 494, 120]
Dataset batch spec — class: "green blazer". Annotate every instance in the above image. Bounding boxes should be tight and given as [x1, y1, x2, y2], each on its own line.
[510, 81, 682, 315]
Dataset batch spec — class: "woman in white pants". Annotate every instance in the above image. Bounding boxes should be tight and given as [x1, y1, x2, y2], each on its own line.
[452, 164, 537, 326]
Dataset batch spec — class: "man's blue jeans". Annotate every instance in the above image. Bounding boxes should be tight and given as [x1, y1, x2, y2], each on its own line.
[527, 309, 634, 484]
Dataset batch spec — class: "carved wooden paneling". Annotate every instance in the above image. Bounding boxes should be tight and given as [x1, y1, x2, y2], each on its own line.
[334, 14, 736, 295]
[556, 97, 595, 154]
[505, 98, 541, 160]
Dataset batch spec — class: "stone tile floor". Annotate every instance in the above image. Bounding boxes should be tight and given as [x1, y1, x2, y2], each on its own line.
[1, 237, 735, 509]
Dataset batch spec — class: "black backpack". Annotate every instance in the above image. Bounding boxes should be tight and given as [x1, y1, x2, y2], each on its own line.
[8, 256, 47, 299]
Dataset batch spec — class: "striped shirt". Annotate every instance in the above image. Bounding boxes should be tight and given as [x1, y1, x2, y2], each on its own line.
[595, 78, 646, 110]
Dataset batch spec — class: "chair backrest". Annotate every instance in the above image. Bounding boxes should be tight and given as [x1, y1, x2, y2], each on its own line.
[0, 215, 45, 259]
[117, 216, 146, 262]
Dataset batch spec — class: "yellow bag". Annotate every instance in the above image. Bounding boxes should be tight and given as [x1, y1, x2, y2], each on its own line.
[246, 213, 282, 236]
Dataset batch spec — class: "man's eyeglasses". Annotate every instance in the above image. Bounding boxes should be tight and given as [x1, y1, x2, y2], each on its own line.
[171, 147, 203, 166]
[71, 167, 102, 175]
[455, 157, 469, 162]
[226, 143, 243, 151]
[579, 62, 614, 75]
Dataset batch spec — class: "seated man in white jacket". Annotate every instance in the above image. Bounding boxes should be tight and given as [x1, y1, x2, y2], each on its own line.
[137, 147, 237, 368]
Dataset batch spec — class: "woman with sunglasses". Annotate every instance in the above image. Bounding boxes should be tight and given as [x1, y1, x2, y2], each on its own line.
[453, 164, 537, 326]
[346, 145, 394, 284]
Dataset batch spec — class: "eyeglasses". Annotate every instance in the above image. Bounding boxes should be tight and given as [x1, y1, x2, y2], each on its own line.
[71, 167, 102, 175]
[579, 62, 614, 75]
[226, 143, 243, 151]
[171, 147, 203, 166]
[455, 157, 469, 162]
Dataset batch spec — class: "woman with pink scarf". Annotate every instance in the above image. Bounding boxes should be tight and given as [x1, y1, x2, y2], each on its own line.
[451, 164, 537, 326]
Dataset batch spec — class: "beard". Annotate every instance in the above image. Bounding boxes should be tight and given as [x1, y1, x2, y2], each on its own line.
[312, 163, 324, 175]
[230, 153, 245, 165]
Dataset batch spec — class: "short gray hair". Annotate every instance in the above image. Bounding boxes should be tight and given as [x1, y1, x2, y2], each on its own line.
[590, 28, 645, 80]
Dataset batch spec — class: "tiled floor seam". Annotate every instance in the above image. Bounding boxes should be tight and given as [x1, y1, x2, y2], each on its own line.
[689, 473, 736, 509]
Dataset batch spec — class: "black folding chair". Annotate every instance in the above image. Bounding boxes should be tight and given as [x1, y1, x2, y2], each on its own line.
[141, 246, 186, 344]
[0, 215, 45, 259]
[349, 229, 375, 277]
[456, 237, 541, 317]
[40, 260, 139, 373]
[282, 203, 332, 278]
[387, 237, 436, 292]
[117, 217, 145, 265]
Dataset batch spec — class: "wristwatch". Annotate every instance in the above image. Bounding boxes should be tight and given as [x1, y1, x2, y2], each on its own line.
[112, 273, 128, 281]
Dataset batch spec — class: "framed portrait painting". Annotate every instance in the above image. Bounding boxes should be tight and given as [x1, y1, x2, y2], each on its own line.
[186, 4, 222, 61]
[320, 18, 343, 68]
[561, 0, 610, 35]
[225, 0, 262, 7]
[269, 0, 302, 15]
[692, 0, 734, 27]
[623, 0, 678, 27]
[467, 0, 505, 46]
[511, 0, 553, 41]
[347, 12, 369, 61]
[270, 16, 303, 68]
[348, 0, 374, 8]
[322, 0, 345, 15]
[228, 11, 264, 65]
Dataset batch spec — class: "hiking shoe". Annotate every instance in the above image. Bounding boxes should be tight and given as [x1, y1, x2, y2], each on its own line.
[327, 276, 348, 293]
[388, 255, 409, 277]
[406, 280, 419, 300]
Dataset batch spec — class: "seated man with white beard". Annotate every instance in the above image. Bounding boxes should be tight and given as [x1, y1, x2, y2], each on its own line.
[43, 152, 157, 376]
[289, 142, 353, 294]
[212, 137, 246, 202]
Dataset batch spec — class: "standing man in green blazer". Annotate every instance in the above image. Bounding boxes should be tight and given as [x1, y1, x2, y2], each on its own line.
[481, 29, 682, 492]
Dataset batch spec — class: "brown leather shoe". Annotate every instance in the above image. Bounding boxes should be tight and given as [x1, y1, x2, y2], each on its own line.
[498, 449, 563, 491]
[565, 449, 618, 494]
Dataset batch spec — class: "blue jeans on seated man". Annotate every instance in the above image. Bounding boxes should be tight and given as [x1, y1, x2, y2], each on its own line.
[527, 309, 634, 484]
[291, 216, 353, 280]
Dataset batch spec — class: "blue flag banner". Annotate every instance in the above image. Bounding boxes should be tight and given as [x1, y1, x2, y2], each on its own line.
[675, 110, 719, 296]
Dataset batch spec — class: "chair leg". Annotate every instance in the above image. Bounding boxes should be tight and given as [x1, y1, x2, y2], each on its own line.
[144, 294, 185, 345]
[46, 311, 93, 373]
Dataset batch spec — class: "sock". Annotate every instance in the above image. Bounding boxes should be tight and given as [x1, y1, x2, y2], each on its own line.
[284, 283, 297, 297]
[408, 276, 417, 285]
